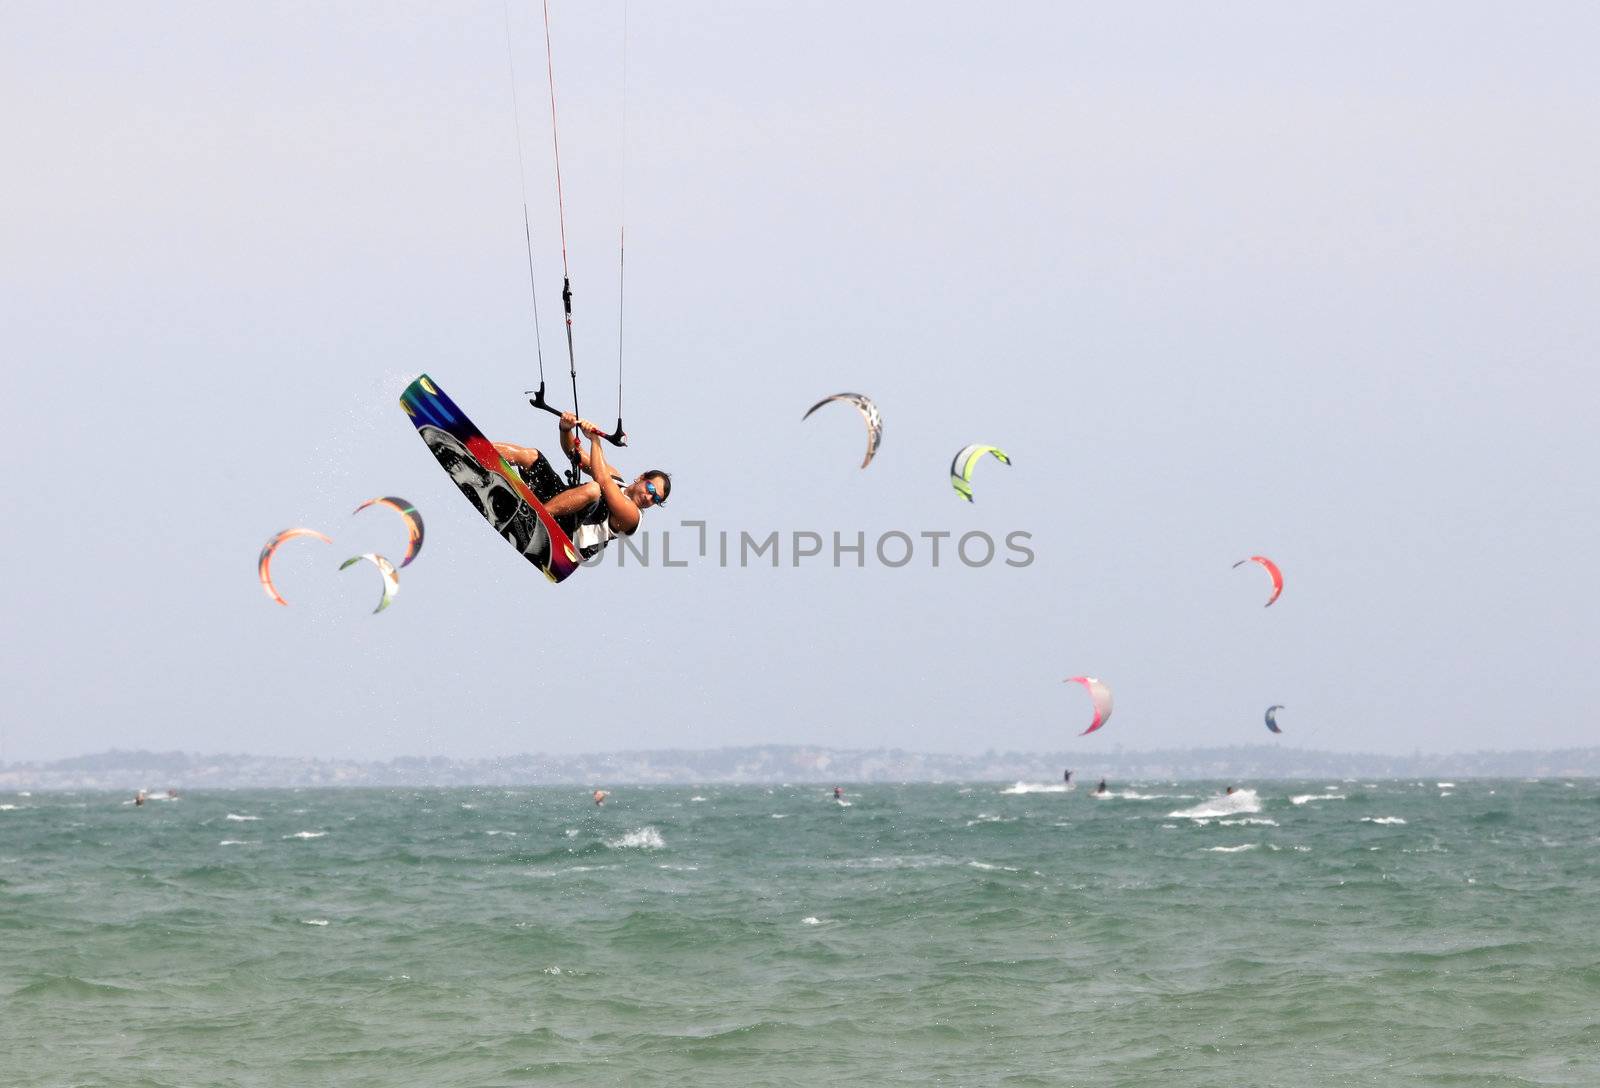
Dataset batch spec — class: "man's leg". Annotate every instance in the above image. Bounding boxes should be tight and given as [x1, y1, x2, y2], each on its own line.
[546, 481, 600, 519]
[493, 442, 541, 470]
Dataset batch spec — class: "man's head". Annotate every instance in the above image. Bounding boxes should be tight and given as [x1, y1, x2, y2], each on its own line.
[627, 470, 672, 511]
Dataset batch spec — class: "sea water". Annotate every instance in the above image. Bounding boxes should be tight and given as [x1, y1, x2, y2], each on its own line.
[1, 781, 1596, 1086]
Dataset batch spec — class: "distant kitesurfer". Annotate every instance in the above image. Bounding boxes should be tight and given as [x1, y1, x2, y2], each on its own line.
[1063, 769, 1072, 785]
[495, 413, 670, 559]
[593, 790, 607, 806]
[833, 787, 844, 800]
[1095, 779, 1108, 795]
[1225, 786, 1236, 795]
[134, 790, 146, 807]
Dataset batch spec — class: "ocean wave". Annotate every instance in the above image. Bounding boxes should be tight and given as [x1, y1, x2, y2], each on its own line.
[225, 813, 260, 822]
[1204, 844, 1259, 853]
[286, 831, 327, 840]
[13, 975, 140, 1000]
[1292, 793, 1345, 805]
[840, 855, 952, 870]
[526, 864, 614, 879]
[1000, 782, 1071, 794]
[1362, 817, 1407, 825]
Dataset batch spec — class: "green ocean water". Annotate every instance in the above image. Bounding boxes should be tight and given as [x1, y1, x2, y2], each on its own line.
[1, 780, 1597, 1087]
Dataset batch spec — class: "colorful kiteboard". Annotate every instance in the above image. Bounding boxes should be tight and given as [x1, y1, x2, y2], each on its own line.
[400, 374, 580, 584]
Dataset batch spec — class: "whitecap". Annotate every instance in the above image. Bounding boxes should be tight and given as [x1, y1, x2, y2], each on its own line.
[967, 860, 1021, 872]
[287, 831, 327, 840]
[801, 916, 826, 926]
[0, 804, 19, 812]
[543, 965, 563, 975]
[1205, 844, 1258, 853]
[1219, 818, 1278, 826]
[486, 830, 518, 837]
[1292, 793, 1345, 805]
[1362, 816, 1407, 826]
[218, 839, 255, 846]
[607, 826, 664, 850]
[771, 814, 787, 819]
[301, 919, 329, 926]
[658, 864, 699, 871]
[689, 796, 707, 803]
[1436, 782, 1455, 788]
[225, 813, 260, 822]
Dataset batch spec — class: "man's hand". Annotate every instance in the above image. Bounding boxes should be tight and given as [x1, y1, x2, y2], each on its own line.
[559, 411, 578, 432]
[580, 420, 604, 438]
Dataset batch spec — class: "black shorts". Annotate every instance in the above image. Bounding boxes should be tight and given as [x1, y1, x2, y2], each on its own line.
[516, 453, 579, 536]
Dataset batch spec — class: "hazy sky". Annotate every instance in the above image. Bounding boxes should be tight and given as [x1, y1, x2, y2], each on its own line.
[3, 2, 1597, 762]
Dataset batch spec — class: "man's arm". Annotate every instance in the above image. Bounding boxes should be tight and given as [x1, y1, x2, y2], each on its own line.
[584, 426, 641, 535]
[558, 412, 595, 476]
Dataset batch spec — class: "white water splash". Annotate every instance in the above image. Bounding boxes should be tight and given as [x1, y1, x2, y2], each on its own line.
[1169, 789, 1261, 820]
[607, 826, 664, 850]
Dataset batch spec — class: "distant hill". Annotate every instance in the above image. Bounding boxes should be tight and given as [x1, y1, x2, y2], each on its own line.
[2, 745, 1598, 790]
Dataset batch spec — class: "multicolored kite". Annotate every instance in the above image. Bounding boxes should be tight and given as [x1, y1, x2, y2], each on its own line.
[258, 528, 332, 607]
[353, 497, 424, 567]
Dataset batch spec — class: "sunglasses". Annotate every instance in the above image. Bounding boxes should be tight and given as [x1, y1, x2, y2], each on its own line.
[644, 480, 665, 506]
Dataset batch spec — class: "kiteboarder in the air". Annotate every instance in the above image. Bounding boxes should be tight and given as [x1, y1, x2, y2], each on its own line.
[494, 412, 671, 560]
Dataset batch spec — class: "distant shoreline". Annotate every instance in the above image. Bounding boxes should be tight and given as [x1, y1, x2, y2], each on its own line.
[3, 745, 1598, 790]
